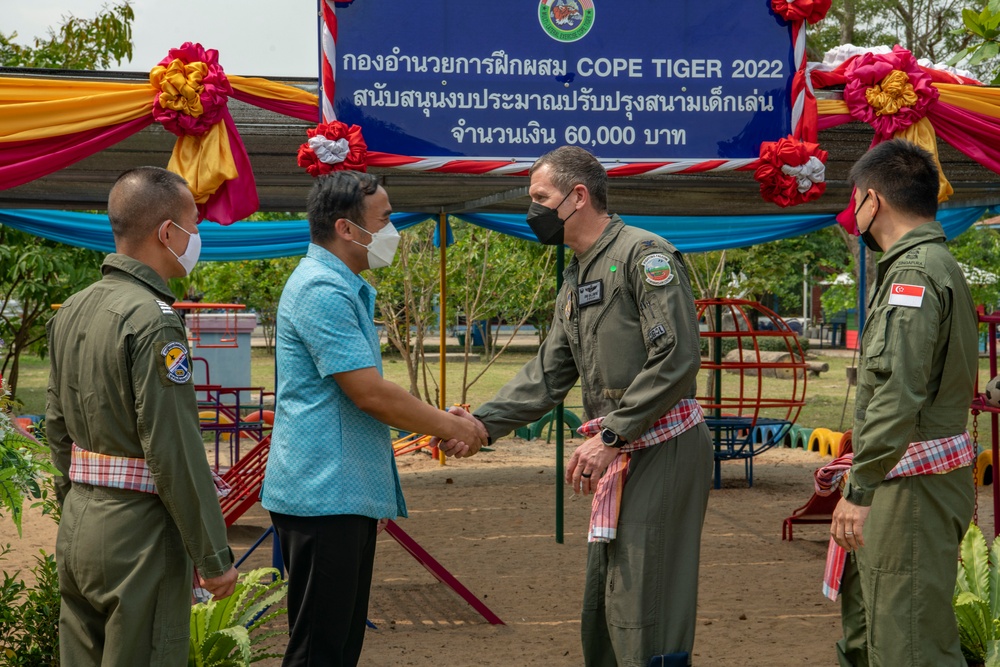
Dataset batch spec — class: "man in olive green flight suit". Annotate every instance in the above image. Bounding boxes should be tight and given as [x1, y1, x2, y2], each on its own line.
[46, 167, 238, 666]
[831, 140, 978, 666]
[463, 146, 714, 667]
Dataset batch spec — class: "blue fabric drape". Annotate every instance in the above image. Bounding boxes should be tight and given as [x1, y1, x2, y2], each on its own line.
[0, 206, 991, 260]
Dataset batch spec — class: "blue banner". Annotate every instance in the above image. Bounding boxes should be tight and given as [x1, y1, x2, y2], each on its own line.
[334, 1, 794, 161]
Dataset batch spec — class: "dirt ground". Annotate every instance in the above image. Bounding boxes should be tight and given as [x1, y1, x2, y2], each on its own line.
[3, 439, 995, 666]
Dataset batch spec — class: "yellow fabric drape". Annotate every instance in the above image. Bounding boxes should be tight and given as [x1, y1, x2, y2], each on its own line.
[0, 82, 153, 141]
[817, 99, 849, 116]
[168, 121, 238, 204]
[230, 75, 318, 106]
[936, 83, 1000, 119]
[897, 117, 953, 202]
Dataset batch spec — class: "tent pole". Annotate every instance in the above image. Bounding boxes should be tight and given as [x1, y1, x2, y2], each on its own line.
[438, 212, 448, 464]
[555, 245, 565, 544]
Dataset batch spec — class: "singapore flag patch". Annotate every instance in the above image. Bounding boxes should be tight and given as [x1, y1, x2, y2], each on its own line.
[887, 283, 925, 307]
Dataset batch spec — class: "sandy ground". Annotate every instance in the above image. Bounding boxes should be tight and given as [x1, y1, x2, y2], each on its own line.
[3, 439, 995, 666]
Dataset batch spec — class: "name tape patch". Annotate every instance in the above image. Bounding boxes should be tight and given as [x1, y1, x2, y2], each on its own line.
[577, 280, 604, 307]
[887, 283, 925, 308]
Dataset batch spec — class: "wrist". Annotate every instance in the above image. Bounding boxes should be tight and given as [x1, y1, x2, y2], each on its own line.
[600, 427, 626, 448]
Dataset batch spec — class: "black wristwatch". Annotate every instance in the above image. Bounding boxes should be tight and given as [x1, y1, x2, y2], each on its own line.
[601, 428, 626, 448]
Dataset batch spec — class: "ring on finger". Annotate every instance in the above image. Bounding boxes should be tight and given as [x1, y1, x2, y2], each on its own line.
[581, 472, 592, 478]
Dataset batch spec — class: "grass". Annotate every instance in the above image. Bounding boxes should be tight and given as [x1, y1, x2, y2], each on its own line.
[9, 347, 998, 446]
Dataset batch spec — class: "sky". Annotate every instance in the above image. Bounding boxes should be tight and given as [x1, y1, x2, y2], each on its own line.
[2, 0, 320, 77]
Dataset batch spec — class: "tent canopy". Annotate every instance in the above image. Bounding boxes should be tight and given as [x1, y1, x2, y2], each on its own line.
[2, 68, 1000, 220]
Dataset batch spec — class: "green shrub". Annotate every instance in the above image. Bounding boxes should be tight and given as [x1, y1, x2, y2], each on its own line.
[0, 544, 60, 666]
[188, 567, 289, 667]
[954, 523, 1000, 666]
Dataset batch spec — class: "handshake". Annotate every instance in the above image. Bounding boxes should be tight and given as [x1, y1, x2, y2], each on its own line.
[428, 406, 489, 458]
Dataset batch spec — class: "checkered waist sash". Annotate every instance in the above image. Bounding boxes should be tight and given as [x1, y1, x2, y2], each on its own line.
[69, 443, 230, 498]
[818, 431, 974, 601]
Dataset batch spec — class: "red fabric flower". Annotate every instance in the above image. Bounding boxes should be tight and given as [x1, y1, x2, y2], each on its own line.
[297, 122, 368, 176]
[755, 136, 828, 207]
[771, 0, 831, 24]
[150, 42, 232, 137]
[843, 46, 938, 138]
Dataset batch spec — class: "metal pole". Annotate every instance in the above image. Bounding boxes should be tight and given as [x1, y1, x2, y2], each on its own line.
[713, 302, 723, 488]
[802, 263, 809, 331]
[438, 212, 448, 464]
[555, 245, 565, 544]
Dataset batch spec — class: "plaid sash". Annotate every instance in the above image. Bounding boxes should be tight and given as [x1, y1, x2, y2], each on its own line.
[577, 399, 704, 543]
[70, 443, 231, 498]
[816, 431, 974, 600]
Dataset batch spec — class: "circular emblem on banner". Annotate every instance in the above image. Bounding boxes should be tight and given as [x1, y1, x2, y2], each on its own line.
[539, 0, 595, 43]
[641, 254, 674, 286]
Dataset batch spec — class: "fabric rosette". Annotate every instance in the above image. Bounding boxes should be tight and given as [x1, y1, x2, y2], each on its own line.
[771, 0, 831, 24]
[843, 46, 938, 139]
[754, 136, 828, 207]
[147, 42, 257, 224]
[150, 42, 232, 137]
[297, 122, 368, 176]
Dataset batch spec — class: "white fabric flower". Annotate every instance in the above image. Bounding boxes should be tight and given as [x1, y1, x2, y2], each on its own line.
[307, 136, 351, 165]
[781, 156, 826, 193]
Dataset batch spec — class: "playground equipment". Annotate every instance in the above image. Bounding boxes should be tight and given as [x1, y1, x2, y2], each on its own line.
[697, 299, 807, 488]
[782, 431, 853, 540]
[515, 407, 583, 443]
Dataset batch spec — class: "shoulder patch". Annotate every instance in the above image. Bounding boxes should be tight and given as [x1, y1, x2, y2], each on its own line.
[160, 341, 192, 384]
[640, 253, 675, 286]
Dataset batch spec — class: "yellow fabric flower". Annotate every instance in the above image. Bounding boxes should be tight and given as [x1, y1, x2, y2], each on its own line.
[865, 70, 918, 116]
[150, 59, 209, 118]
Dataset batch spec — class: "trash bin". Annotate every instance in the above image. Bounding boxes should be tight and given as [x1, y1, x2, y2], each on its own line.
[187, 312, 258, 404]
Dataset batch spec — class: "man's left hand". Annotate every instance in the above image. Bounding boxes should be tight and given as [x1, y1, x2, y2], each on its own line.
[566, 434, 621, 495]
[831, 496, 871, 551]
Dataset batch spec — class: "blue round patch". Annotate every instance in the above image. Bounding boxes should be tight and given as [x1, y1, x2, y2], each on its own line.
[161, 341, 192, 384]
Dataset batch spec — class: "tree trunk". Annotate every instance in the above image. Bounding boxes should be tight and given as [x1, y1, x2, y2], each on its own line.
[840, 0, 856, 45]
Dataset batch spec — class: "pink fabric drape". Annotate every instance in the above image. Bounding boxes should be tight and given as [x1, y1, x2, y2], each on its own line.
[199, 112, 259, 224]
[0, 117, 153, 189]
[928, 103, 1000, 174]
[232, 90, 318, 123]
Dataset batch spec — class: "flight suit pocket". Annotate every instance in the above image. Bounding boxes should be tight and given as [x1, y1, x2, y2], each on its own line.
[605, 522, 661, 629]
[863, 307, 895, 374]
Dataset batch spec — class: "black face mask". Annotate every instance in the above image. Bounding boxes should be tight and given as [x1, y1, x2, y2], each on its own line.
[855, 191, 883, 253]
[526, 190, 576, 246]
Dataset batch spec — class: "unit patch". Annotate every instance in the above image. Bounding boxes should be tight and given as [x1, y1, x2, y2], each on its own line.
[160, 341, 192, 384]
[648, 324, 667, 342]
[577, 280, 604, 307]
[641, 254, 674, 286]
[887, 283, 925, 307]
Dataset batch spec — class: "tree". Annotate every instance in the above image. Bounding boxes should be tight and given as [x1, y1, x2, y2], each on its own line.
[948, 223, 1000, 309]
[0, 3, 137, 399]
[0, 2, 134, 70]
[197, 257, 300, 355]
[0, 229, 103, 396]
[368, 224, 442, 403]
[809, 0, 977, 68]
[947, 1, 1000, 83]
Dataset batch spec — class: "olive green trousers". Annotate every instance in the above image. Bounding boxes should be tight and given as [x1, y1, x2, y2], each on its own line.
[836, 467, 974, 667]
[581, 422, 713, 667]
[57, 483, 193, 667]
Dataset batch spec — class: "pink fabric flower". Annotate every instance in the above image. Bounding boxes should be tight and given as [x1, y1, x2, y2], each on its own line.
[771, 0, 831, 24]
[755, 136, 828, 207]
[150, 42, 233, 137]
[843, 46, 938, 138]
[297, 122, 368, 176]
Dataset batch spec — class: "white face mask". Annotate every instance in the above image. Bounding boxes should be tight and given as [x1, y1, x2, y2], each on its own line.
[162, 221, 201, 276]
[347, 219, 400, 269]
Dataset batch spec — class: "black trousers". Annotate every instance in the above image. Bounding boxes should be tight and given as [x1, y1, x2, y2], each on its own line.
[270, 512, 378, 667]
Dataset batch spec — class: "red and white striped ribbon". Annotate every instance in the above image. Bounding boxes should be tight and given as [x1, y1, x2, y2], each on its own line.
[320, 0, 338, 122]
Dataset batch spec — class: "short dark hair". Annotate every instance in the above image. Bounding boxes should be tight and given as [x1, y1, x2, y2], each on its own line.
[307, 171, 381, 244]
[849, 139, 939, 219]
[108, 167, 189, 242]
[530, 146, 608, 212]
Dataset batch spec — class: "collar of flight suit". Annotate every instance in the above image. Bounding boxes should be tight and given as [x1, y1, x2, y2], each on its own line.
[568, 215, 625, 279]
[100, 253, 177, 304]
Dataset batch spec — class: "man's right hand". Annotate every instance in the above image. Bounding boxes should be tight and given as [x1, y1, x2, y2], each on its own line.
[200, 566, 239, 600]
[433, 406, 488, 458]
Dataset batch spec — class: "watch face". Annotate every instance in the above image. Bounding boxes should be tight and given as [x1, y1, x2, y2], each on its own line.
[601, 429, 618, 446]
